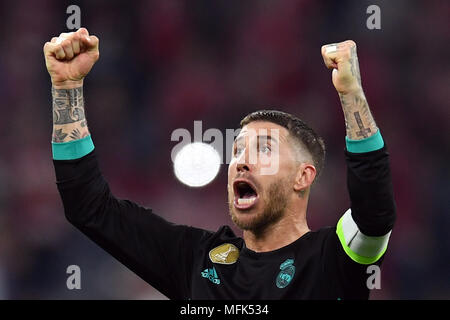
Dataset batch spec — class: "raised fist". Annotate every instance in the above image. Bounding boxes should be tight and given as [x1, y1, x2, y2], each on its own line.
[43, 28, 99, 88]
[321, 40, 362, 94]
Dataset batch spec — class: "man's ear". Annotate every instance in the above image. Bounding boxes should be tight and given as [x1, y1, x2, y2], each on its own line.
[293, 163, 317, 193]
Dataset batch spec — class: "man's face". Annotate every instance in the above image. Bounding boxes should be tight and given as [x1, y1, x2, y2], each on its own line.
[227, 121, 299, 232]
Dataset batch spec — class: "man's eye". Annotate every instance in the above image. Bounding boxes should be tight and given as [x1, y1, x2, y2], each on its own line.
[259, 145, 271, 154]
[234, 146, 244, 156]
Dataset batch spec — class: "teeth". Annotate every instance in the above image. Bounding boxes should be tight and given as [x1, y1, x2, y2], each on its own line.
[237, 197, 256, 205]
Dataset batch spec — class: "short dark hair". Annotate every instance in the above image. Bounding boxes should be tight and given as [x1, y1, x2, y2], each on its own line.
[240, 110, 326, 178]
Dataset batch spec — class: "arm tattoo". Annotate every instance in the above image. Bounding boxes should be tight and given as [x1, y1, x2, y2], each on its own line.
[354, 111, 371, 138]
[349, 45, 362, 87]
[52, 128, 68, 143]
[69, 128, 88, 140]
[339, 93, 350, 131]
[339, 92, 377, 140]
[52, 87, 85, 125]
[52, 86, 89, 143]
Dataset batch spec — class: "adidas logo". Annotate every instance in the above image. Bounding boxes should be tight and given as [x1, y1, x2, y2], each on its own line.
[201, 267, 221, 285]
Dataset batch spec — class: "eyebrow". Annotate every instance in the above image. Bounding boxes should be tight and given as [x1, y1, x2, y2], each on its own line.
[234, 134, 279, 145]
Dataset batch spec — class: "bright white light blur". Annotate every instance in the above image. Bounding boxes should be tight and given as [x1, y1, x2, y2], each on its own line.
[173, 142, 221, 187]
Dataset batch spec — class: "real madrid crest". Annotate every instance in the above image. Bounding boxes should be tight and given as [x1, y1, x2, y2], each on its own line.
[276, 258, 295, 288]
[209, 243, 240, 264]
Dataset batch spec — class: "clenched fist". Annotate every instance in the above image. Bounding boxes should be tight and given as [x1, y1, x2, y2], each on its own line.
[321, 40, 362, 95]
[43, 28, 99, 88]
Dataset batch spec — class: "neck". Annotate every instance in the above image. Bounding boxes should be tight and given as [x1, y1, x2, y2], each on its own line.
[243, 202, 310, 253]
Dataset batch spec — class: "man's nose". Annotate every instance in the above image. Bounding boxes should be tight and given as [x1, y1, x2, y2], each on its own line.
[236, 146, 252, 172]
[237, 162, 250, 172]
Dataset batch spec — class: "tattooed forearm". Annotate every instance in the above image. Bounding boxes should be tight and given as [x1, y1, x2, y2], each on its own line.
[354, 111, 371, 138]
[52, 87, 85, 125]
[52, 86, 89, 143]
[339, 91, 377, 140]
[349, 46, 362, 87]
[69, 128, 89, 140]
[339, 94, 350, 131]
[52, 128, 68, 143]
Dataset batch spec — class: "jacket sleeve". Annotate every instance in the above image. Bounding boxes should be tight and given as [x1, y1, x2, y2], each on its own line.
[335, 131, 396, 265]
[320, 132, 396, 299]
[53, 147, 210, 299]
[345, 146, 396, 236]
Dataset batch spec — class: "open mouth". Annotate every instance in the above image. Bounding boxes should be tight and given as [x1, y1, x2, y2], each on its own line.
[233, 179, 259, 210]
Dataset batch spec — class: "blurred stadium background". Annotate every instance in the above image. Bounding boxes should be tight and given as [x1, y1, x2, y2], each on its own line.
[0, 0, 448, 299]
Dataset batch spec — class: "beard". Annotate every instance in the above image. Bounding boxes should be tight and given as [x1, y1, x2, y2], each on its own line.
[228, 177, 288, 233]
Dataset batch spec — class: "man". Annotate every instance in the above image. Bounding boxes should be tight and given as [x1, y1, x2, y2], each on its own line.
[44, 28, 396, 299]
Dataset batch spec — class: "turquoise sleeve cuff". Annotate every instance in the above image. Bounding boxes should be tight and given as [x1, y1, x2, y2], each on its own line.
[345, 130, 384, 153]
[52, 135, 95, 160]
